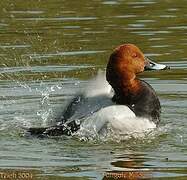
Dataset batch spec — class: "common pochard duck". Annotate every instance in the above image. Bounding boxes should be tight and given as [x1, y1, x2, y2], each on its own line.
[28, 44, 169, 137]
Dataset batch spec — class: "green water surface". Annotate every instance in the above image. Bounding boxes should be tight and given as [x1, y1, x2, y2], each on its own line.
[0, 0, 187, 179]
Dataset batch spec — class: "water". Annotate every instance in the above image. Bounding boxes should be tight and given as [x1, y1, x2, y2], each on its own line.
[0, 0, 187, 179]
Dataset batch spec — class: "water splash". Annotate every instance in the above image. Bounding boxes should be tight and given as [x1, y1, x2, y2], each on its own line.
[36, 82, 63, 126]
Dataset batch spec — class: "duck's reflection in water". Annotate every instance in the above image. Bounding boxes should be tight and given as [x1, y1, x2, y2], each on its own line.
[103, 154, 152, 179]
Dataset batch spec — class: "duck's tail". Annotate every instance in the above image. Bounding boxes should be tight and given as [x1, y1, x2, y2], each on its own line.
[26, 119, 80, 137]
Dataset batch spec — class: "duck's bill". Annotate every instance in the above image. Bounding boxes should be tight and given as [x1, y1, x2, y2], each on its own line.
[144, 57, 170, 71]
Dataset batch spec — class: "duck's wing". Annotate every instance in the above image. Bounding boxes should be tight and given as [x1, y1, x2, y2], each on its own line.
[27, 72, 114, 137]
[27, 93, 114, 137]
[64, 94, 114, 122]
[60, 94, 84, 123]
[26, 94, 84, 137]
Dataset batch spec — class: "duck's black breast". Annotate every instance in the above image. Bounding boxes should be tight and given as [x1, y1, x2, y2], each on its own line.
[130, 80, 161, 124]
[112, 80, 161, 125]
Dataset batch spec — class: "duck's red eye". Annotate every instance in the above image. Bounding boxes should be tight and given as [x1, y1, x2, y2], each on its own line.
[132, 53, 138, 58]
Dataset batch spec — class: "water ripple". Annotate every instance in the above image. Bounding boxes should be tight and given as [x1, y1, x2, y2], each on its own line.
[0, 65, 94, 74]
[15, 17, 97, 21]
[9, 10, 44, 14]
[25, 50, 105, 59]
